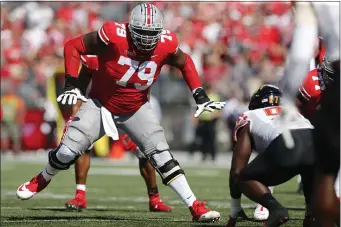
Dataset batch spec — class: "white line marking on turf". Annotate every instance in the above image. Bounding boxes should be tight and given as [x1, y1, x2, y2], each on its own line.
[88, 168, 220, 177]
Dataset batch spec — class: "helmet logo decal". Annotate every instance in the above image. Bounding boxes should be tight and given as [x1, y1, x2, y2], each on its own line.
[145, 4, 152, 25]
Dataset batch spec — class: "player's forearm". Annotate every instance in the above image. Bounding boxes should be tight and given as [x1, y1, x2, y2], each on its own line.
[281, 3, 318, 98]
[180, 54, 202, 92]
[64, 36, 87, 78]
[229, 169, 242, 199]
[78, 66, 93, 95]
[71, 100, 83, 117]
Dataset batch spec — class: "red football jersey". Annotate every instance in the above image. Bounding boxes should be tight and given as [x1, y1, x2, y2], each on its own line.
[80, 55, 99, 70]
[298, 68, 326, 120]
[85, 21, 178, 114]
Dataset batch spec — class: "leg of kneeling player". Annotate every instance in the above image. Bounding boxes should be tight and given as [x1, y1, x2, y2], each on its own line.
[135, 147, 173, 212]
[253, 186, 274, 221]
[240, 129, 314, 227]
[116, 102, 220, 222]
[65, 144, 93, 211]
[16, 99, 105, 200]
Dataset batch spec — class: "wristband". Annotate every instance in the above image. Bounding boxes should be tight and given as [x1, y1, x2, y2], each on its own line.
[193, 88, 210, 104]
[65, 75, 79, 91]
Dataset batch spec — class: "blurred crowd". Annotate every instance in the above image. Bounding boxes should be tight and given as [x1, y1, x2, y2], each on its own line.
[0, 2, 294, 154]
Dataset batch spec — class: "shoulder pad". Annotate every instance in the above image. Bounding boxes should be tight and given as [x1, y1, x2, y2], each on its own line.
[159, 29, 179, 54]
[98, 21, 127, 45]
[233, 112, 250, 142]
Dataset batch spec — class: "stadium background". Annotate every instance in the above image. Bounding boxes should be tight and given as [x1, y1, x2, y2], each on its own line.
[1, 2, 293, 157]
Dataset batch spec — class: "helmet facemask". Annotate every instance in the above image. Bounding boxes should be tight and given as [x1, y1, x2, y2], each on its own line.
[129, 25, 162, 52]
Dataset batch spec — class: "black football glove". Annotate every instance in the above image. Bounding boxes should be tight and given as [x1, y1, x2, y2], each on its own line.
[193, 88, 226, 118]
[57, 75, 87, 105]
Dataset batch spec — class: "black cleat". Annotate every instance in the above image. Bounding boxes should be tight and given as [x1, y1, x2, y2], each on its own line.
[265, 207, 289, 227]
[303, 215, 315, 227]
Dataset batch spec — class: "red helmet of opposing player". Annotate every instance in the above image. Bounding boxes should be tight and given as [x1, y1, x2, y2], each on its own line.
[128, 3, 163, 52]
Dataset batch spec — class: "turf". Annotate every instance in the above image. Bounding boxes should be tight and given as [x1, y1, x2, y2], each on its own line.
[1, 158, 306, 227]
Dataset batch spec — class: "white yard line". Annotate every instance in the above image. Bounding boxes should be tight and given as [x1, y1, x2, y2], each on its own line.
[1, 151, 258, 169]
[87, 168, 221, 177]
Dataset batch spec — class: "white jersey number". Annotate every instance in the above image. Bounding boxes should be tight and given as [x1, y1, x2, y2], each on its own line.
[116, 56, 157, 90]
[161, 30, 172, 43]
[115, 22, 126, 38]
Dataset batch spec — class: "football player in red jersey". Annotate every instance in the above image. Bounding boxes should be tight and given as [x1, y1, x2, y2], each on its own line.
[280, 3, 339, 226]
[64, 55, 172, 212]
[296, 56, 340, 226]
[297, 55, 336, 124]
[16, 3, 225, 223]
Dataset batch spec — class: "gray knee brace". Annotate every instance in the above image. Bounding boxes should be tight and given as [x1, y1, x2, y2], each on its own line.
[48, 144, 80, 170]
[148, 149, 185, 185]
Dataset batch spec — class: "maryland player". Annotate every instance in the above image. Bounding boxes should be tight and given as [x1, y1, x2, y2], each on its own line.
[63, 55, 172, 212]
[16, 3, 225, 222]
[226, 85, 315, 227]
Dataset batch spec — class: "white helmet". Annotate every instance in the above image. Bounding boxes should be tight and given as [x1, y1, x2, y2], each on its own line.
[128, 3, 163, 52]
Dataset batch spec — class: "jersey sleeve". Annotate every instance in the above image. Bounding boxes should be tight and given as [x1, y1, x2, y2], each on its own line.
[162, 30, 179, 55]
[298, 69, 321, 101]
[233, 113, 250, 142]
[80, 55, 99, 70]
[97, 21, 123, 45]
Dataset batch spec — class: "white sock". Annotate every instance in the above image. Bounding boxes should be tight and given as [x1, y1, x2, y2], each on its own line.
[230, 198, 241, 218]
[76, 184, 86, 191]
[269, 186, 274, 194]
[41, 163, 60, 181]
[297, 175, 302, 184]
[168, 174, 197, 207]
[335, 171, 340, 197]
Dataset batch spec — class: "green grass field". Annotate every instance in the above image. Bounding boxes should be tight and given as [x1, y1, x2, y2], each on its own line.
[1, 157, 306, 227]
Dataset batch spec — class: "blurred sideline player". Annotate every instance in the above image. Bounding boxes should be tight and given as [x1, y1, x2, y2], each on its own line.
[226, 85, 315, 227]
[16, 3, 226, 223]
[280, 3, 339, 226]
[64, 55, 172, 212]
[296, 37, 325, 194]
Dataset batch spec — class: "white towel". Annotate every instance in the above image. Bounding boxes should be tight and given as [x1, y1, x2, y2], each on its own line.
[101, 106, 119, 141]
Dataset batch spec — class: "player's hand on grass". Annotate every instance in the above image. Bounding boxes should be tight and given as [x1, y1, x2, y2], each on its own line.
[193, 88, 226, 118]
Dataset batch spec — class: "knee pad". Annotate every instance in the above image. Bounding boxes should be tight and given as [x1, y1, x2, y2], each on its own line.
[48, 144, 80, 170]
[148, 148, 185, 185]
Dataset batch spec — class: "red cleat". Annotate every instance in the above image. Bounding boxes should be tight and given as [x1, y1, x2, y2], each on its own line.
[149, 193, 173, 212]
[65, 190, 87, 211]
[16, 173, 50, 200]
[189, 200, 220, 223]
